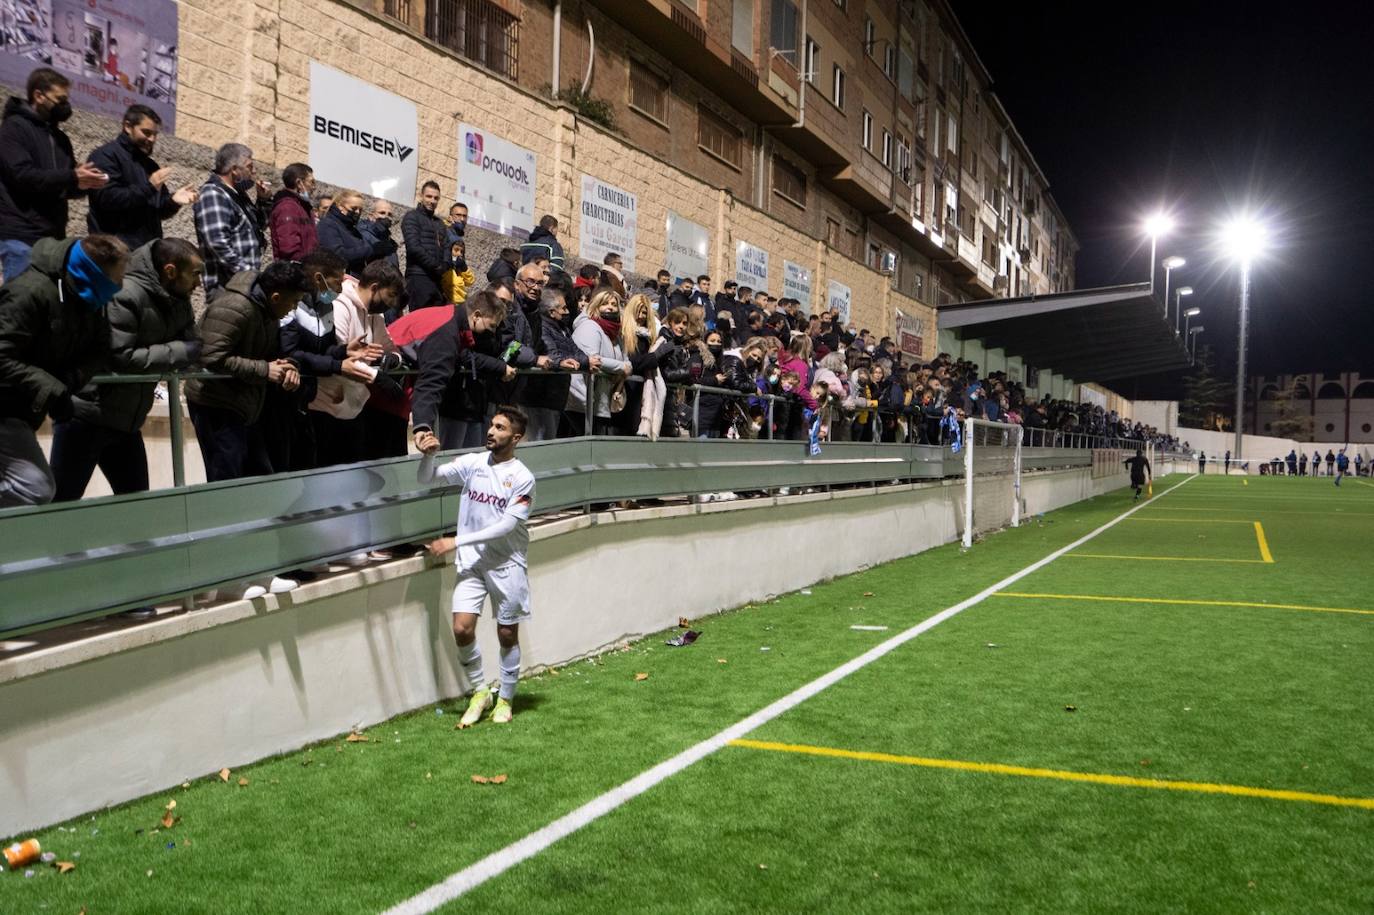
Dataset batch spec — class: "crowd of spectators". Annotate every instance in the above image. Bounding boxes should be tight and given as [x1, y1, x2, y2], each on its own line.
[0, 67, 1178, 522]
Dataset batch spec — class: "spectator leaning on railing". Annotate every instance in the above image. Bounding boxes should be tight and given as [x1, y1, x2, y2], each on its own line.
[85, 104, 198, 250]
[0, 68, 109, 281]
[334, 260, 407, 459]
[53, 238, 203, 502]
[568, 289, 632, 435]
[409, 289, 514, 451]
[184, 260, 306, 481]
[528, 286, 594, 441]
[0, 235, 128, 506]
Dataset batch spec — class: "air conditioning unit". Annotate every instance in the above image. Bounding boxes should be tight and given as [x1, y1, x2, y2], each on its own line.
[1018, 245, 1032, 260]
[880, 251, 898, 274]
[992, 275, 1009, 291]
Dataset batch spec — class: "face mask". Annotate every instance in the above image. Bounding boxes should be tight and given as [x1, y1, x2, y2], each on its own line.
[708, 345, 724, 358]
[316, 277, 339, 306]
[50, 101, 73, 123]
[782, 383, 794, 393]
[344, 210, 361, 227]
[768, 373, 780, 385]
[376, 217, 392, 229]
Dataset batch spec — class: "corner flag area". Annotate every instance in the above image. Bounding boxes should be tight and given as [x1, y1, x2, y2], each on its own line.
[8, 474, 1373, 912]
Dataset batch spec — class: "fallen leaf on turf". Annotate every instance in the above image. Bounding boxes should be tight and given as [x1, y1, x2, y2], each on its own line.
[862, 591, 874, 597]
[408, 821, 417, 829]
[165, 799, 177, 810]
[425, 772, 432, 780]
[218, 768, 230, 782]
[146, 869, 153, 877]
[678, 616, 691, 628]
[181, 782, 190, 789]
[634, 672, 649, 681]
[470, 775, 490, 784]
[55, 861, 76, 874]
[1064, 705, 1077, 712]
[160, 799, 179, 829]
[491, 774, 508, 784]
[1140, 759, 1150, 767]
[346, 732, 369, 742]
[758, 864, 768, 870]
[717, 658, 728, 664]
[237, 777, 249, 787]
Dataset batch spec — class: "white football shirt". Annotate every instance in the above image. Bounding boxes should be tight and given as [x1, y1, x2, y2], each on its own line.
[426, 452, 535, 572]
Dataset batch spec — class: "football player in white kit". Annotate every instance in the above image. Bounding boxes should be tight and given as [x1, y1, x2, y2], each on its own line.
[416, 406, 535, 727]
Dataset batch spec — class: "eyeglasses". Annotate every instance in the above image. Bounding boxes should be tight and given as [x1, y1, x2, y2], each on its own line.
[517, 278, 544, 289]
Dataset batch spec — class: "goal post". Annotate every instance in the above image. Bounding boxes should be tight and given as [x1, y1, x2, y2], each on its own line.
[962, 417, 1024, 549]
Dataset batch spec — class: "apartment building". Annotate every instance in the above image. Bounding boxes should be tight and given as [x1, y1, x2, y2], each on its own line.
[370, 0, 1078, 307]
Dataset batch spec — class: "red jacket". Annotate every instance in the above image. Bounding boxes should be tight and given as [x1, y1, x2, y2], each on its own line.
[269, 189, 318, 262]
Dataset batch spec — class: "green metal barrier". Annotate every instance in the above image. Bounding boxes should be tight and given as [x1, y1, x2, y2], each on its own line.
[0, 436, 967, 636]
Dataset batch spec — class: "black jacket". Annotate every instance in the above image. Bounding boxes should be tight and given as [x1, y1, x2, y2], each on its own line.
[317, 207, 396, 276]
[0, 238, 110, 427]
[410, 307, 509, 429]
[72, 241, 199, 432]
[0, 97, 83, 244]
[280, 297, 346, 406]
[401, 206, 447, 282]
[486, 257, 517, 285]
[85, 133, 183, 248]
[489, 297, 541, 406]
[519, 226, 564, 274]
[697, 352, 753, 435]
[184, 271, 284, 424]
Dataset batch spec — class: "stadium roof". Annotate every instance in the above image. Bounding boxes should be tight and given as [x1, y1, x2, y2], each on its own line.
[937, 282, 1192, 383]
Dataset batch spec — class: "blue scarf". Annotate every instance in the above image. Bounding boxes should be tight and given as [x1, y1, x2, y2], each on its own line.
[942, 407, 962, 453]
[66, 241, 121, 312]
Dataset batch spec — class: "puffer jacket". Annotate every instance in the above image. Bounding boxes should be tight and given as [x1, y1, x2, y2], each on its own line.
[568, 313, 630, 418]
[401, 206, 447, 282]
[269, 189, 318, 262]
[72, 241, 199, 432]
[0, 238, 110, 427]
[519, 225, 564, 274]
[0, 97, 82, 244]
[184, 271, 283, 424]
[317, 206, 396, 276]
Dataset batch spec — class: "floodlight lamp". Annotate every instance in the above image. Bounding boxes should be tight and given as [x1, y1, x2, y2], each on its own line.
[1221, 218, 1267, 263]
[1177, 286, 1194, 296]
[1185, 307, 1201, 317]
[1144, 213, 1174, 237]
[1162, 256, 1187, 269]
[1189, 325, 1205, 334]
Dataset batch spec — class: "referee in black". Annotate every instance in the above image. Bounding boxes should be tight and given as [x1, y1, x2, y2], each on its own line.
[1124, 448, 1152, 501]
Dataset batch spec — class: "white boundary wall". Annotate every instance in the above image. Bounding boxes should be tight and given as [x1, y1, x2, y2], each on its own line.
[0, 465, 1129, 836]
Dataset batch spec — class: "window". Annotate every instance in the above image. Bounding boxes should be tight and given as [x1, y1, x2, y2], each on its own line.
[628, 60, 669, 124]
[884, 45, 896, 79]
[698, 105, 742, 169]
[773, 154, 807, 206]
[864, 18, 875, 56]
[946, 112, 958, 155]
[426, 0, 520, 81]
[898, 48, 914, 100]
[804, 36, 819, 83]
[867, 242, 881, 270]
[896, 137, 912, 184]
[831, 64, 845, 108]
[770, 0, 798, 64]
[862, 109, 872, 149]
[732, 0, 754, 54]
[881, 130, 892, 168]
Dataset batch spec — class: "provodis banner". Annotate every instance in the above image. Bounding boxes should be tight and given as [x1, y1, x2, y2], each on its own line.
[665, 210, 709, 281]
[309, 62, 417, 206]
[734, 241, 768, 292]
[826, 280, 852, 325]
[458, 123, 536, 239]
[579, 173, 637, 270]
[0, 0, 179, 129]
[783, 260, 812, 309]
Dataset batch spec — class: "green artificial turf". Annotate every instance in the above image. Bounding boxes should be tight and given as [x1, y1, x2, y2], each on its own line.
[6, 474, 1373, 913]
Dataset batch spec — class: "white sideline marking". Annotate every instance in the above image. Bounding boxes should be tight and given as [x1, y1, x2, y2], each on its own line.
[383, 476, 1197, 914]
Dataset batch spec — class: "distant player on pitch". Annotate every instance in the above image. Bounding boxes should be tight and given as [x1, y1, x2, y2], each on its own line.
[416, 407, 535, 727]
[1124, 447, 1152, 501]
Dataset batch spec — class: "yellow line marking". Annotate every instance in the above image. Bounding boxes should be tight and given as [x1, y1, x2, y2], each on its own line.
[1254, 521, 1275, 563]
[727, 739, 1374, 811]
[992, 591, 1374, 618]
[1067, 553, 1269, 564]
[1126, 517, 1254, 524]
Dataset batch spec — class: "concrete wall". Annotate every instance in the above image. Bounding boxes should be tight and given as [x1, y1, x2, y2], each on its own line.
[0, 465, 1124, 835]
[1170, 426, 1360, 472]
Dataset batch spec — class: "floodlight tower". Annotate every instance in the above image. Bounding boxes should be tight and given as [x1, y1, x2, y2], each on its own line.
[1221, 217, 1267, 459]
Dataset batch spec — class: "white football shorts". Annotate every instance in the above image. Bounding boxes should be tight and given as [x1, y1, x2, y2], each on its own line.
[451, 562, 531, 624]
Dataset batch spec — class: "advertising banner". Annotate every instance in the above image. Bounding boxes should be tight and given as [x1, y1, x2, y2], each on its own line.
[579, 173, 638, 270]
[309, 62, 418, 206]
[734, 241, 768, 291]
[895, 310, 925, 359]
[665, 211, 709, 280]
[458, 123, 536, 239]
[0, 0, 179, 129]
[783, 260, 812, 309]
[827, 280, 852, 325]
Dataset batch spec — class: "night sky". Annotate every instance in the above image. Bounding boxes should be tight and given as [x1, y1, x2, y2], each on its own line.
[961, 3, 1374, 398]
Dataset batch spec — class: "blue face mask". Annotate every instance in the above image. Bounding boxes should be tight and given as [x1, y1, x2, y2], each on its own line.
[315, 274, 339, 306]
[66, 240, 120, 312]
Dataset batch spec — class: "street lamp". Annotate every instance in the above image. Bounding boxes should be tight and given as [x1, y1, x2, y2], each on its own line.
[1174, 286, 1194, 334]
[1183, 305, 1201, 336]
[1162, 256, 1186, 318]
[1221, 217, 1267, 458]
[1143, 212, 1174, 296]
[1188, 325, 1204, 363]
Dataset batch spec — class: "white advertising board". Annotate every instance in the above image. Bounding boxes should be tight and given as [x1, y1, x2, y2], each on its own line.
[458, 123, 537, 238]
[827, 280, 852, 325]
[665, 211, 710, 280]
[783, 260, 812, 309]
[735, 241, 769, 292]
[580, 174, 638, 270]
[309, 62, 418, 206]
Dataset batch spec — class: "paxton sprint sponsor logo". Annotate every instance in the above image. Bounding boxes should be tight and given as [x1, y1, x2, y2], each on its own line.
[314, 115, 414, 162]
[464, 130, 530, 186]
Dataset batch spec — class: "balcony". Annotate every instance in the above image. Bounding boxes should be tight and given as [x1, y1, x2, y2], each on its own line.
[773, 81, 851, 169]
[587, 0, 796, 125]
[825, 150, 894, 214]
